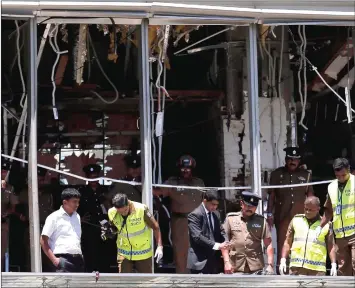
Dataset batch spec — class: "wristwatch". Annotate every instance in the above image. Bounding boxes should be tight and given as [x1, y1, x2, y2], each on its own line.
[266, 213, 273, 218]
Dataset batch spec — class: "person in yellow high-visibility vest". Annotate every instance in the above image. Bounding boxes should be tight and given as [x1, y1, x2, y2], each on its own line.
[279, 196, 337, 276]
[104, 193, 163, 273]
[320, 158, 355, 276]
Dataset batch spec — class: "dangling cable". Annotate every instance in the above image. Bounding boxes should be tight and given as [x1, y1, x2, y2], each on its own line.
[150, 61, 157, 184]
[276, 26, 285, 166]
[288, 27, 355, 115]
[21, 114, 27, 167]
[299, 25, 308, 130]
[88, 32, 119, 104]
[15, 20, 26, 108]
[297, 25, 304, 111]
[49, 25, 68, 119]
[156, 37, 164, 184]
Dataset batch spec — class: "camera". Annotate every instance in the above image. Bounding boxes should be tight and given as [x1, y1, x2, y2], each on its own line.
[100, 220, 117, 240]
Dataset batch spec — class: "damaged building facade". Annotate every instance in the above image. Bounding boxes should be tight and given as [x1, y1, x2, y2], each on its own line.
[1, 0, 355, 278]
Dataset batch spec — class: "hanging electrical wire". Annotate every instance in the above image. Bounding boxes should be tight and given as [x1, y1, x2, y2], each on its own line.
[150, 61, 157, 184]
[87, 32, 119, 104]
[49, 24, 68, 119]
[298, 25, 308, 130]
[15, 20, 26, 109]
[276, 26, 285, 167]
[289, 27, 355, 116]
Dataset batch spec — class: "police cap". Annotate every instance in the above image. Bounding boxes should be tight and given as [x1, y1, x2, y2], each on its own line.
[83, 164, 101, 175]
[177, 155, 196, 168]
[284, 147, 301, 159]
[241, 191, 261, 207]
[124, 154, 141, 169]
[1, 159, 11, 171]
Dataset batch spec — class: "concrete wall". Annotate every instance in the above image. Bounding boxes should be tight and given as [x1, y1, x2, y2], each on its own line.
[223, 26, 291, 201]
[222, 97, 287, 200]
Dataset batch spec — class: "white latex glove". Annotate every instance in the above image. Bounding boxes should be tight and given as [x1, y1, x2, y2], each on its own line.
[330, 263, 337, 276]
[154, 246, 163, 263]
[279, 258, 287, 275]
[314, 226, 322, 238]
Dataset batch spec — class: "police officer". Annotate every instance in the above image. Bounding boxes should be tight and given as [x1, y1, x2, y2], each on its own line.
[223, 191, 274, 275]
[78, 164, 110, 272]
[1, 160, 19, 271]
[267, 147, 314, 270]
[105, 193, 163, 273]
[153, 155, 205, 274]
[280, 196, 337, 276]
[109, 154, 142, 203]
[320, 158, 355, 276]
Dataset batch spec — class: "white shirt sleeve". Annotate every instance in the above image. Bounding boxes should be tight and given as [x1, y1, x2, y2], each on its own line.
[41, 215, 55, 238]
[213, 243, 220, 250]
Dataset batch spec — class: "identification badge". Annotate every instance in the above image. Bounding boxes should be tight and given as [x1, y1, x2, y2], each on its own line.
[336, 205, 341, 215]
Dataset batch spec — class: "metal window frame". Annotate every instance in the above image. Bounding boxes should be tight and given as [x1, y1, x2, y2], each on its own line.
[3, 3, 353, 272]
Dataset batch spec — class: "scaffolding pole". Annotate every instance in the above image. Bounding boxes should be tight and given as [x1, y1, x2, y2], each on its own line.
[27, 17, 41, 272]
[246, 24, 262, 201]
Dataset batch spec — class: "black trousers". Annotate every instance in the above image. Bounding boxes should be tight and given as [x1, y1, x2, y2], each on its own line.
[54, 254, 85, 273]
[190, 255, 219, 274]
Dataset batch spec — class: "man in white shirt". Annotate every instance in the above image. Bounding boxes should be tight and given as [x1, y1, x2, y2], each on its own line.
[40, 188, 84, 272]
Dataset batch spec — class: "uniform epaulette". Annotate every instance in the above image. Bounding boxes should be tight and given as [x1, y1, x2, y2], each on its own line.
[294, 214, 305, 218]
[226, 212, 240, 217]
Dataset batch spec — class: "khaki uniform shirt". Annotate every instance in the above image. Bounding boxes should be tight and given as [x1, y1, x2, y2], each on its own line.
[162, 177, 204, 214]
[285, 215, 335, 252]
[224, 212, 272, 272]
[269, 167, 313, 223]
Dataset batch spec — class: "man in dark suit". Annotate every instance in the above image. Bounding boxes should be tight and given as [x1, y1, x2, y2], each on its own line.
[187, 192, 231, 274]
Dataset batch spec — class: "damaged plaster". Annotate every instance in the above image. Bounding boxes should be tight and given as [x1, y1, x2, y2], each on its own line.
[223, 96, 287, 200]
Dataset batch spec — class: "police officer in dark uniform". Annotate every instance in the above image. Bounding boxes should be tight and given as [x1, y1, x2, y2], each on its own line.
[108, 154, 142, 203]
[267, 147, 314, 272]
[223, 191, 274, 275]
[78, 164, 110, 272]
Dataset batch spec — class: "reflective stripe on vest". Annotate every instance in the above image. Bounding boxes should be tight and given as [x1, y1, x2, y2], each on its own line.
[117, 226, 148, 238]
[290, 215, 328, 272]
[108, 202, 153, 261]
[293, 237, 326, 248]
[328, 174, 355, 239]
[117, 247, 152, 256]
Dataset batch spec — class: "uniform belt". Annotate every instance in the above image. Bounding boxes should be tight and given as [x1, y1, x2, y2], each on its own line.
[171, 212, 189, 218]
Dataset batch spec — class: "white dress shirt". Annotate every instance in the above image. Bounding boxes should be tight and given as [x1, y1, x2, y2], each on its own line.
[41, 206, 82, 255]
[202, 203, 220, 250]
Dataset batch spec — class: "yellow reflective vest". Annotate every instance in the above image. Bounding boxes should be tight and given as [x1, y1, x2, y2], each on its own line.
[108, 201, 152, 261]
[290, 215, 329, 272]
[328, 174, 355, 239]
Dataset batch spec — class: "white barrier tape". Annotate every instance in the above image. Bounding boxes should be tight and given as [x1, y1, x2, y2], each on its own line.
[2, 154, 333, 191]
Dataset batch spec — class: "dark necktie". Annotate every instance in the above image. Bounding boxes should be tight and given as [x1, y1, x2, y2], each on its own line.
[208, 212, 213, 231]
